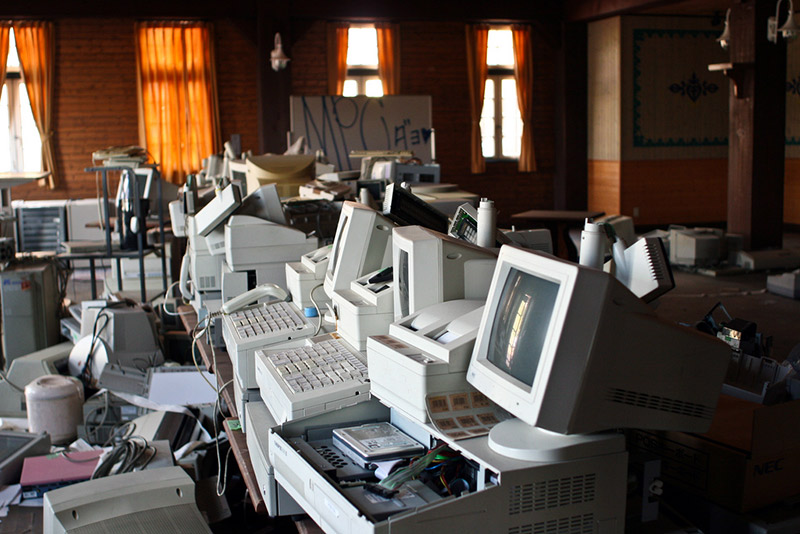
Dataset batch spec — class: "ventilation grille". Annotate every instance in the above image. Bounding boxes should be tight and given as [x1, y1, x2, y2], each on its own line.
[70, 504, 206, 534]
[312, 443, 350, 469]
[198, 275, 216, 290]
[508, 513, 594, 534]
[645, 240, 666, 280]
[17, 206, 66, 252]
[508, 474, 596, 515]
[607, 388, 714, 420]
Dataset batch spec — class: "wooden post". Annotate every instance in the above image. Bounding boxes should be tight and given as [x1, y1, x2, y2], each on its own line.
[727, 0, 786, 249]
[555, 21, 588, 210]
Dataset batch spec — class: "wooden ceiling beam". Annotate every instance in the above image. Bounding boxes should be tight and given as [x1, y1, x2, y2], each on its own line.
[563, 0, 700, 22]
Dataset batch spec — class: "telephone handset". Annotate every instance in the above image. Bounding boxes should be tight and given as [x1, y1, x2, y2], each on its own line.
[220, 283, 289, 315]
[179, 252, 194, 301]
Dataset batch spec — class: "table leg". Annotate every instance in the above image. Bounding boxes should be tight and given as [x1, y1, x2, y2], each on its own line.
[116, 258, 122, 291]
[89, 258, 97, 299]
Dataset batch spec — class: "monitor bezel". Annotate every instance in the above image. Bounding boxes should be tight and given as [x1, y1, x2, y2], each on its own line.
[467, 246, 580, 427]
[324, 201, 394, 298]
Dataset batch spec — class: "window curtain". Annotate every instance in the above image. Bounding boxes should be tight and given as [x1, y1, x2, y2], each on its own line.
[466, 24, 489, 174]
[135, 21, 220, 185]
[0, 23, 10, 93]
[512, 25, 536, 172]
[376, 22, 400, 95]
[14, 21, 57, 189]
[327, 22, 349, 95]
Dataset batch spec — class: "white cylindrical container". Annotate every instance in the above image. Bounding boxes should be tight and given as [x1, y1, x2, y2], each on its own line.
[477, 198, 497, 248]
[25, 375, 84, 445]
[579, 219, 607, 270]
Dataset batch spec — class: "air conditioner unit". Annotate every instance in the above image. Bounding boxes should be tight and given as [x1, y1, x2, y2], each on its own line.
[14, 200, 68, 253]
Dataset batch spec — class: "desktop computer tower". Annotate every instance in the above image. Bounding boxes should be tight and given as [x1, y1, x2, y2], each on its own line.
[0, 261, 61, 367]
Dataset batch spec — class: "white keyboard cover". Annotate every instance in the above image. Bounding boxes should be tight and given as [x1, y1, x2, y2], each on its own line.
[222, 301, 316, 389]
[255, 333, 370, 423]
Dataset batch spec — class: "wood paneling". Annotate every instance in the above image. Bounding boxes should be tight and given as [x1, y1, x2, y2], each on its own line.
[622, 159, 727, 225]
[589, 159, 728, 225]
[588, 159, 621, 215]
[786, 159, 800, 225]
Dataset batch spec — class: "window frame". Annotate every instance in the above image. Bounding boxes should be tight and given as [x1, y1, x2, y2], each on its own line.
[1, 29, 42, 174]
[484, 67, 518, 161]
[480, 28, 521, 162]
[343, 24, 383, 97]
[2, 70, 41, 174]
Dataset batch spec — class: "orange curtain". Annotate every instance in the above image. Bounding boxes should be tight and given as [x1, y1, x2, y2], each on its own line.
[0, 23, 10, 95]
[135, 21, 220, 184]
[512, 25, 536, 172]
[376, 22, 400, 95]
[466, 24, 489, 174]
[14, 21, 57, 188]
[327, 22, 349, 95]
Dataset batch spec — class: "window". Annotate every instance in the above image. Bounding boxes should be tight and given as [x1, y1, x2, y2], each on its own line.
[0, 29, 41, 172]
[343, 26, 383, 97]
[135, 22, 219, 184]
[480, 29, 522, 159]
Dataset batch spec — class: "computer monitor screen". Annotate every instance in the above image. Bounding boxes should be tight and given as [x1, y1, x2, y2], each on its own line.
[323, 201, 395, 298]
[467, 245, 731, 458]
[485, 268, 559, 387]
[392, 226, 497, 320]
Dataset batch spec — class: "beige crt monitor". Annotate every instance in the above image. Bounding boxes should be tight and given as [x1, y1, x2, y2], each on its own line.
[43, 466, 211, 534]
[466, 246, 731, 460]
[245, 154, 315, 198]
[324, 201, 395, 299]
[392, 225, 497, 320]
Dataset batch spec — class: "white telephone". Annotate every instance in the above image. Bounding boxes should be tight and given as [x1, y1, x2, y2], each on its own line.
[179, 252, 194, 301]
[221, 283, 289, 315]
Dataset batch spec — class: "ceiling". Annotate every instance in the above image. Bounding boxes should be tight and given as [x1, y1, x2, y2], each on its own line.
[639, 0, 732, 15]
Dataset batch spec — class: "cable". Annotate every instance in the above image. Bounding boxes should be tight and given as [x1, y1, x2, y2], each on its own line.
[667, 288, 768, 299]
[84, 390, 111, 444]
[83, 309, 111, 385]
[92, 435, 156, 479]
[160, 280, 193, 317]
[191, 316, 217, 391]
[0, 369, 24, 392]
[309, 282, 325, 335]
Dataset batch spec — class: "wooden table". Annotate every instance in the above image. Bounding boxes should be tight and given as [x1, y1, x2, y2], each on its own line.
[178, 306, 325, 532]
[511, 209, 604, 260]
[179, 306, 266, 514]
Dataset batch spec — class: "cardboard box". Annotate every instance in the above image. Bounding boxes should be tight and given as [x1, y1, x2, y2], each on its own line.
[627, 394, 800, 512]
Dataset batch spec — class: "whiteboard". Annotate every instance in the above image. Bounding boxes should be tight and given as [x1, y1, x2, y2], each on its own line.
[290, 95, 433, 171]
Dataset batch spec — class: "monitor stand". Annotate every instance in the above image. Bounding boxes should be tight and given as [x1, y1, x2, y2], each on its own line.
[488, 418, 625, 462]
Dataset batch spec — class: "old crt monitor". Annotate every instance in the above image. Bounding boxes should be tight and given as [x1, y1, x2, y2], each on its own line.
[324, 201, 395, 298]
[382, 183, 449, 233]
[466, 246, 730, 456]
[43, 466, 211, 534]
[393, 226, 497, 319]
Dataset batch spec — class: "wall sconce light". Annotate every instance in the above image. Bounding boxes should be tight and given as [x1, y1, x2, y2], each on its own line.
[717, 9, 731, 50]
[768, 0, 800, 43]
[270, 33, 290, 71]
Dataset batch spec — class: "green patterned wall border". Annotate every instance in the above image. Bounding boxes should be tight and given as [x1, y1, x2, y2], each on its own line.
[633, 28, 729, 147]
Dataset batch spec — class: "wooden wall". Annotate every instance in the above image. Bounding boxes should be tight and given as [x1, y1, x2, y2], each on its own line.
[10, 16, 556, 227]
[588, 15, 731, 226]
